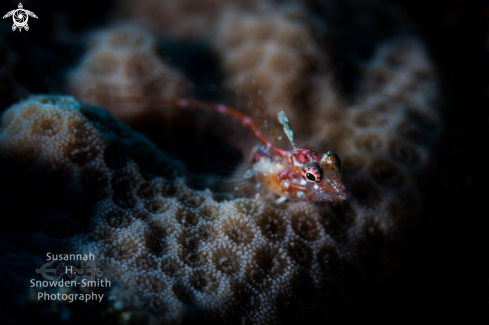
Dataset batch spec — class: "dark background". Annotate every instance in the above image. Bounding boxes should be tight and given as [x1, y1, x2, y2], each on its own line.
[0, 0, 487, 323]
[370, 1, 488, 324]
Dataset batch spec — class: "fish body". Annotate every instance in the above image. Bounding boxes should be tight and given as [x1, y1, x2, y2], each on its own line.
[251, 144, 347, 202]
[92, 96, 348, 202]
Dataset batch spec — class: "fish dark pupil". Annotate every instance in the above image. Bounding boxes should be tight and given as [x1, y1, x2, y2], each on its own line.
[306, 173, 316, 182]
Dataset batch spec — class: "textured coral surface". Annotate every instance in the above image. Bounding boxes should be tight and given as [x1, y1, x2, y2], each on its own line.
[215, 4, 332, 136]
[6, 0, 482, 324]
[0, 28, 440, 321]
[69, 24, 189, 121]
[1, 96, 362, 324]
[1, 0, 487, 324]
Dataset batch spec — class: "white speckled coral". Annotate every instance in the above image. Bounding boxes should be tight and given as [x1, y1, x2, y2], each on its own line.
[0, 96, 106, 168]
[1, 38, 440, 319]
[69, 24, 189, 122]
[0, 95, 361, 323]
[214, 5, 329, 136]
[307, 38, 441, 217]
[1, 7, 442, 325]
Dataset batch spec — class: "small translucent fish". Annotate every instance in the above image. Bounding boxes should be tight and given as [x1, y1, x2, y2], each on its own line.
[93, 95, 347, 202]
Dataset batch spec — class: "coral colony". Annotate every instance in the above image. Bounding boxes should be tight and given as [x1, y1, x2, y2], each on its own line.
[0, 0, 442, 323]
[69, 24, 189, 121]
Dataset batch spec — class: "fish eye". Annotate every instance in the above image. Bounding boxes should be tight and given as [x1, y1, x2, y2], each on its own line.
[305, 172, 317, 182]
[321, 151, 342, 173]
[302, 163, 322, 183]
